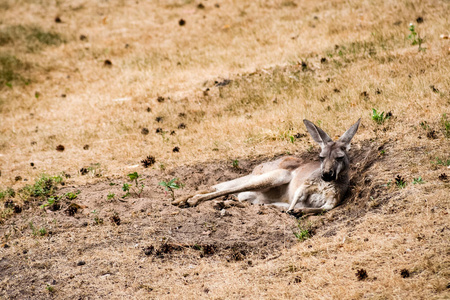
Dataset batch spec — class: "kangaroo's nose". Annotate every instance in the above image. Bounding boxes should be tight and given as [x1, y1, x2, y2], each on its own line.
[322, 171, 335, 182]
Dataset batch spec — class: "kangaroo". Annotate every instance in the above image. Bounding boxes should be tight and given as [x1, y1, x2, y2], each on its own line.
[173, 119, 361, 214]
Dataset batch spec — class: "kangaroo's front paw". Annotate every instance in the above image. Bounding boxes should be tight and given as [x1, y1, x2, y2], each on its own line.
[286, 209, 303, 218]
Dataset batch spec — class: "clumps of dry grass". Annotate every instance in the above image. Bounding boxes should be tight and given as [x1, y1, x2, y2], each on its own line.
[355, 268, 368, 281]
[400, 269, 410, 278]
[438, 173, 448, 182]
[109, 212, 120, 225]
[141, 156, 156, 168]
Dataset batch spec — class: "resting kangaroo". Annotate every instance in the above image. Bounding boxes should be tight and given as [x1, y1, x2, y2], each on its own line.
[173, 119, 361, 214]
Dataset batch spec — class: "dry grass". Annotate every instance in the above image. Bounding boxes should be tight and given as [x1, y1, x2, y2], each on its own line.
[0, 0, 449, 299]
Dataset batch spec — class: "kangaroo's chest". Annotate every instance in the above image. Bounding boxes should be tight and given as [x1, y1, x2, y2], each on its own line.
[301, 180, 338, 207]
[290, 176, 340, 208]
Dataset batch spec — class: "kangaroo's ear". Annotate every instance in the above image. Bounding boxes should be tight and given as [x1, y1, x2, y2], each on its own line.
[303, 119, 333, 148]
[338, 118, 361, 149]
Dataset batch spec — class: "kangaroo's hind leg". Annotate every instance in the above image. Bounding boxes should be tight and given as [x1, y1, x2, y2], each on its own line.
[173, 169, 293, 207]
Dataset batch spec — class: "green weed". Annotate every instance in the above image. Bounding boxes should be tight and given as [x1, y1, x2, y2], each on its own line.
[45, 285, 55, 293]
[40, 191, 79, 209]
[65, 191, 80, 200]
[40, 196, 61, 209]
[232, 159, 240, 169]
[433, 157, 450, 167]
[120, 172, 145, 198]
[395, 175, 407, 189]
[294, 220, 312, 241]
[91, 210, 103, 225]
[441, 114, 450, 138]
[22, 174, 64, 201]
[159, 178, 183, 201]
[372, 108, 389, 124]
[0, 187, 15, 200]
[122, 183, 131, 198]
[127, 172, 145, 197]
[29, 222, 47, 237]
[412, 177, 425, 184]
[407, 23, 425, 52]
[419, 121, 429, 130]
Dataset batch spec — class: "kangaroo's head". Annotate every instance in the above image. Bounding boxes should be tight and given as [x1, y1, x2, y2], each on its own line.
[303, 119, 361, 182]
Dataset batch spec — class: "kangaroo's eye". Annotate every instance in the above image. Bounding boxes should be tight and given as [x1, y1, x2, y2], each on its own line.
[319, 156, 325, 161]
[336, 156, 344, 161]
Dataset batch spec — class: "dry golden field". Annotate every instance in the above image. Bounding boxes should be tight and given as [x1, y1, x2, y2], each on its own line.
[0, 0, 449, 299]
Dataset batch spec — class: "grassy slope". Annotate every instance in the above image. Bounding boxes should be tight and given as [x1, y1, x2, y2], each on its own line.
[0, 0, 449, 299]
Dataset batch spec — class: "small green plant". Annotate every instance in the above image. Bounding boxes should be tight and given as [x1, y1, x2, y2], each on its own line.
[294, 228, 310, 241]
[232, 159, 240, 169]
[107, 192, 115, 200]
[22, 174, 64, 201]
[433, 157, 450, 167]
[441, 114, 450, 138]
[46, 284, 55, 293]
[0, 187, 15, 200]
[40, 196, 60, 209]
[29, 221, 36, 235]
[294, 220, 312, 241]
[40, 190, 80, 209]
[419, 121, 429, 130]
[412, 177, 425, 184]
[91, 210, 103, 225]
[395, 175, 407, 189]
[288, 135, 295, 143]
[407, 23, 425, 51]
[159, 178, 183, 201]
[29, 222, 47, 236]
[0, 207, 14, 221]
[372, 108, 389, 124]
[65, 191, 79, 200]
[379, 149, 386, 156]
[125, 172, 145, 197]
[122, 183, 130, 197]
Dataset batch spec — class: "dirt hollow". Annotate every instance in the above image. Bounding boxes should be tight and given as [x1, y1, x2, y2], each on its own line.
[0, 144, 378, 299]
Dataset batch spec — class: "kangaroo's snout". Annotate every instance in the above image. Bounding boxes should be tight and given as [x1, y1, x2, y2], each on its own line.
[321, 170, 336, 182]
